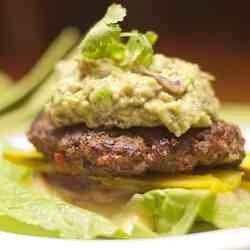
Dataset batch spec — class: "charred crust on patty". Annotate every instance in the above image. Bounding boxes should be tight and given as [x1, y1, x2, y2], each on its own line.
[27, 112, 245, 177]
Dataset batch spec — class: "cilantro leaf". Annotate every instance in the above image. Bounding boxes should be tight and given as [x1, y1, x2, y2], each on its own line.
[121, 31, 158, 67]
[81, 4, 126, 61]
[81, 4, 158, 67]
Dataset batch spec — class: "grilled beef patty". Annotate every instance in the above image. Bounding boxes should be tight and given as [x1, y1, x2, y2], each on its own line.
[27, 112, 245, 177]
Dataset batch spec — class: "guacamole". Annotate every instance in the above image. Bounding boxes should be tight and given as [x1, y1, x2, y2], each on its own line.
[47, 54, 219, 137]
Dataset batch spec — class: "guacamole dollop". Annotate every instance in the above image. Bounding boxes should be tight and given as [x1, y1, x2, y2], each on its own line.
[47, 54, 219, 137]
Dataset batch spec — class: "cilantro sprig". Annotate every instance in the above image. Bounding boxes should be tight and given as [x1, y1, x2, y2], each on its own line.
[81, 4, 158, 67]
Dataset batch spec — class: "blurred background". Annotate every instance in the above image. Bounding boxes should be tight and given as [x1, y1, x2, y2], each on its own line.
[0, 0, 249, 102]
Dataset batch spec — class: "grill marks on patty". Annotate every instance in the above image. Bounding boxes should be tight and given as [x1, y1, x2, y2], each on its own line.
[27, 112, 245, 177]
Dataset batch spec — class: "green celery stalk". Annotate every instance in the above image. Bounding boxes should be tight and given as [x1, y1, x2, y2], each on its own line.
[0, 33, 81, 135]
[0, 71, 13, 92]
[0, 27, 80, 113]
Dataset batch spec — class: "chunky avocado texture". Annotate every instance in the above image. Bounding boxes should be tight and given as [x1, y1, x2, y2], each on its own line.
[47, 54, 219, 137]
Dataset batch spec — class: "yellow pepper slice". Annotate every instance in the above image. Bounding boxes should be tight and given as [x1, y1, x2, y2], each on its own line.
[3, 150, 243, 193]
[3, 150, 53, 172]
[94, 170, 243, 193]
[240, 180, 250, 191]
[4, 150, 44, 160]
[241, 153, 250, 172]
[213, 170, 243, 191]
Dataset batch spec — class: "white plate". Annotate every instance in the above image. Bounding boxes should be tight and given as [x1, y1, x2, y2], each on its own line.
[1, 125, 250, 250]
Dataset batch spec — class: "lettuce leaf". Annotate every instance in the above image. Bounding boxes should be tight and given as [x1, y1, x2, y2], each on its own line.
[131, 189, 215, 235]
[0, 174, 126, 239]
[125, 188, 250, 237]
[0, 214, 58, 238]
[190, 222, 216, 233]
[1, 165, 250, 239]
[0, 139, 126, 239]
[81, 4, 157, 67]
[212, 189, 250, 228]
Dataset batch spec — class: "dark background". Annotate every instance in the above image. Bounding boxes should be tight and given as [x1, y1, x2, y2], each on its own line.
[0, 0, 249, 102]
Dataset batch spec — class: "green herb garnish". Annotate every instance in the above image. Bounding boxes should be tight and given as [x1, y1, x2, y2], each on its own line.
[81, 4, 158, 67]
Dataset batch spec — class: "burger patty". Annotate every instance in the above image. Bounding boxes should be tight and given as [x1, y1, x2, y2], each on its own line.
[27, 112, 245, 177]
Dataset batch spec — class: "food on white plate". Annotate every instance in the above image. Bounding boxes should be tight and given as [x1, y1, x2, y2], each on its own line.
[1, 4, 250, 240]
